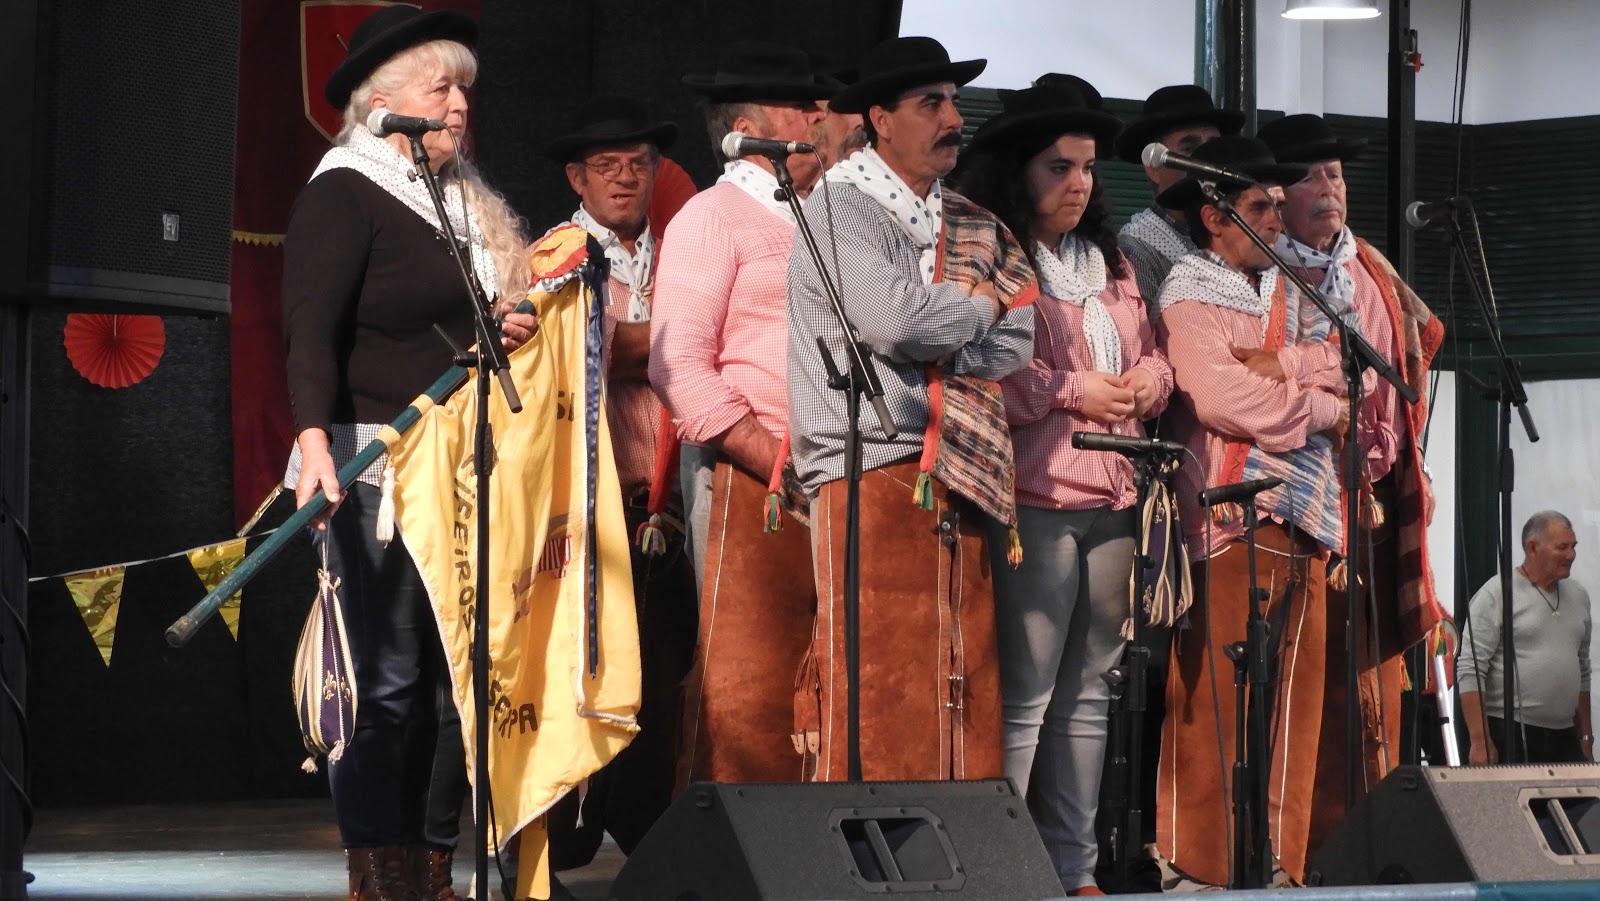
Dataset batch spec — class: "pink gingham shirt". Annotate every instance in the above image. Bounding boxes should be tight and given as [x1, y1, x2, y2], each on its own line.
[649, 183, 794, 443]
[1003, 271, 1174, 511]
[1291, 258, 1406, 485]
[1157, 283, 1346, 557]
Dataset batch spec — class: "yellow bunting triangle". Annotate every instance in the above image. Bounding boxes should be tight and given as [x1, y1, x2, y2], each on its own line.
[63, 567, 126, 665]
[188, 538, 248, 639]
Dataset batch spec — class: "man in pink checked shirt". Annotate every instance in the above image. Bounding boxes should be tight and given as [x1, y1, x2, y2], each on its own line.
[649, 41, 833, 787]
[1257, 114, 1447, 865]
[1149, 136, 1349, 889]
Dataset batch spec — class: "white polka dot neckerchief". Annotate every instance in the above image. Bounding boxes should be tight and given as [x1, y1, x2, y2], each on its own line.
[826, 146, 943, 285]
[568, 204, 655, 323]
[717, 158, 797, 226]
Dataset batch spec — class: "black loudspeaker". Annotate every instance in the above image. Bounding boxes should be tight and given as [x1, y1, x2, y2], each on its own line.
[610, 780, 1064, 900]
[12, 0, 238, 312]
[1309, 764, 1600, 885]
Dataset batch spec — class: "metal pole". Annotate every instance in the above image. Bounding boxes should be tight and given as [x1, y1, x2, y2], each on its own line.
[1202, 0, 1258, 134]
[1387, 0, 1418, 279]
[0, 303, 32, 901]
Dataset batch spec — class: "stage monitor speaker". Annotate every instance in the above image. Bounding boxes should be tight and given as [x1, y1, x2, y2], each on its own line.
[14, 0, 239, 312]
[610, 779, 1064, 900]
[1308, 764, 1600, 886]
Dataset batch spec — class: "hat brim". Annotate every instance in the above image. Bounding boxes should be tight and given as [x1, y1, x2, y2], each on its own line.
[1115, 107, 1248, 164]
[1268, 137, 1367, 164]
[828, 58, 988, 114]
[1155, 162, 1308, 209]
[680, 75, 837, 102]
[325, 10, 478, 109]
[543, 122, 679, 162]
[967, 107, 1124, 157]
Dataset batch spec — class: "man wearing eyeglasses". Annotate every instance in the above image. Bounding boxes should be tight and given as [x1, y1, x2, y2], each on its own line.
[536, 95, 698, 869]
[649, 42, 835, 786]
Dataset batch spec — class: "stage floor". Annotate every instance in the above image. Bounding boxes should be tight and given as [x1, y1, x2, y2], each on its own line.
[22, 798, 623, 900]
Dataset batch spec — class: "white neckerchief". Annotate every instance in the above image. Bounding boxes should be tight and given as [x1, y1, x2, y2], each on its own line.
[1159, 251, 1280, 334]
[717, 159, 795, 225]
[1034, 235, 1121, 374]
[312, 126, 499, 302]
[1277, 226, 1361, 332]
[1123, 207, 1194, 266]
[827, 146, 944, 284]
[568, 205, 654, 322]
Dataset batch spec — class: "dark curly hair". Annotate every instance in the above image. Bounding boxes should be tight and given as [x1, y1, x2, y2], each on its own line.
[953, 134, 1127, 280]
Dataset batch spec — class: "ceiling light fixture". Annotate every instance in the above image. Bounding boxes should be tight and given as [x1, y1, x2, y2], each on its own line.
[1283, 0, 1382, 20]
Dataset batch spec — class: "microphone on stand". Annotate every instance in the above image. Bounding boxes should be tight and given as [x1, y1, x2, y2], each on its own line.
[1142, 143, 1259, 186]
[367, 108, 448, 138]
[721, 131, 816, 160]
[1197, 477, 1284, 509]
[1071, 432, 1186, 456]
[1405, 194, 1468, 228]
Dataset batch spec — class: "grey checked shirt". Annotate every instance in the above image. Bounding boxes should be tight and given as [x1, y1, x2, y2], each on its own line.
[785, 181, 1035, 493]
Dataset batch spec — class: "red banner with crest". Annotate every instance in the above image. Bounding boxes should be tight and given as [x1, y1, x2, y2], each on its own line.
[229, 0, 479, 525]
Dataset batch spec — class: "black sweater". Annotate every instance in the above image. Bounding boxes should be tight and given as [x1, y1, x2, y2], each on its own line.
[281, 167, 478, 433]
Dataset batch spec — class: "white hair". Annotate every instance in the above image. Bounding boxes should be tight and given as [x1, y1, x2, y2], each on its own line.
[338, 40, 529, 303]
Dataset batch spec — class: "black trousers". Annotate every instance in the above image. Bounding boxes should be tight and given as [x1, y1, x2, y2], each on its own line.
[1484, 716, 1587, 764]
[548, 502, 699, 869]
[321, 480, 466, 848]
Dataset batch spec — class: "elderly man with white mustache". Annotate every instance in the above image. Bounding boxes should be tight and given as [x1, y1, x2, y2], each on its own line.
[1256, 114, 1448, 865]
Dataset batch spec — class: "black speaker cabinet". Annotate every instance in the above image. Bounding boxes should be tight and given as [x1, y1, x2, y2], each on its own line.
[10, 0, 238, 311]
[610, 779, 1064, 900]
[1309, 764, 1600, 886]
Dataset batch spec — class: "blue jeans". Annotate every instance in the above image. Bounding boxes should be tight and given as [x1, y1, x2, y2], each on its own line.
[990, 504, 1135, 891]
[319, 481, 465, 848]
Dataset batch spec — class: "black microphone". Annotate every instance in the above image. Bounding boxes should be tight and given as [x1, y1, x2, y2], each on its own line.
[1197, 477, 1284, 509]
[366, 108, 448, 138]
[1405, 195, 1466, 228]
[1142, 142, 1259, 186]
[721, 131, 816, 160]
[1071, 432, 1186, 456]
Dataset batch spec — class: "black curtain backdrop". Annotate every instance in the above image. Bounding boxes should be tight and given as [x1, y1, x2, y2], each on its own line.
[475, 0, 904, 234]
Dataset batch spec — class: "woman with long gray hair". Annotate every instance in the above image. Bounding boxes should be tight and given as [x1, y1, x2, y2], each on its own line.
[280, 7, 534, 900]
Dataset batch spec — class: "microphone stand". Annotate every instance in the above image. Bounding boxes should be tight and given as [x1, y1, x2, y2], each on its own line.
[1197, 181, 1418, 815]
[406, 135, 520, 901]
[1196, 478, 1281, 889]
[1440, 198, 1537, 766]
[771, 154, 897, 782]
[1093, 442, 1184, 888]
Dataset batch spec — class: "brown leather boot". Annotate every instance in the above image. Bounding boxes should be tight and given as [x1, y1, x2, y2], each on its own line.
[411, 844, 463, 901]
[347, 846, 424, 901]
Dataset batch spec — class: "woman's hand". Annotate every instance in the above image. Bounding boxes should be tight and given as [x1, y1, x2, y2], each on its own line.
[295, 429, 343, 531]
[1122, 367, 1160, 419]
[1078, 371, 1136, 425]
[500, 310, 539, 352]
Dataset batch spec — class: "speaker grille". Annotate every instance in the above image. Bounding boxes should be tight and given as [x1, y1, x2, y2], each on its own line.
[40, 0, 239, 295]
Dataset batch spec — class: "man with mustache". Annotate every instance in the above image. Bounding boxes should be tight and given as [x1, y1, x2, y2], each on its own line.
[650, 41, 833, 786]
[535, 95, 698, 869]
[1459, 511, 1593, 766]
[1151, 136, 1348, 888]
[786, 36, 1036, 781]
[1115, 86, 1246, 313]
[1256, 114, 1448, 861]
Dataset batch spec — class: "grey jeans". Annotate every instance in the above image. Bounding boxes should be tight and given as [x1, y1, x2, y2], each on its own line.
[990, 504, 1135, 891]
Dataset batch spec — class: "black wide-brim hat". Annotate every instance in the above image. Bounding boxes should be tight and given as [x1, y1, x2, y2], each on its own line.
[543, 95, 678, 162]
[325, 6, 478, 109]
[966, 84, 1123, 157]
[682, 40, 837, 102]
[1256, 113, 1367, 164]
[828, 36, 986, 114]
[1115, 84, 1247, 165]
[1029, 73, 1104, 109]
[1156, 135, 1308, 209]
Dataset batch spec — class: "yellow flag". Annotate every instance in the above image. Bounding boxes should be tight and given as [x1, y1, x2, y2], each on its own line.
[63, 567, 126, 665]
[387, 226, 639, 899]
[188, 538, 248, 639]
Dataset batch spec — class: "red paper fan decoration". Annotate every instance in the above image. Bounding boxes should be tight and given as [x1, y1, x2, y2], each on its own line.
[63, 314, 166, 389]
